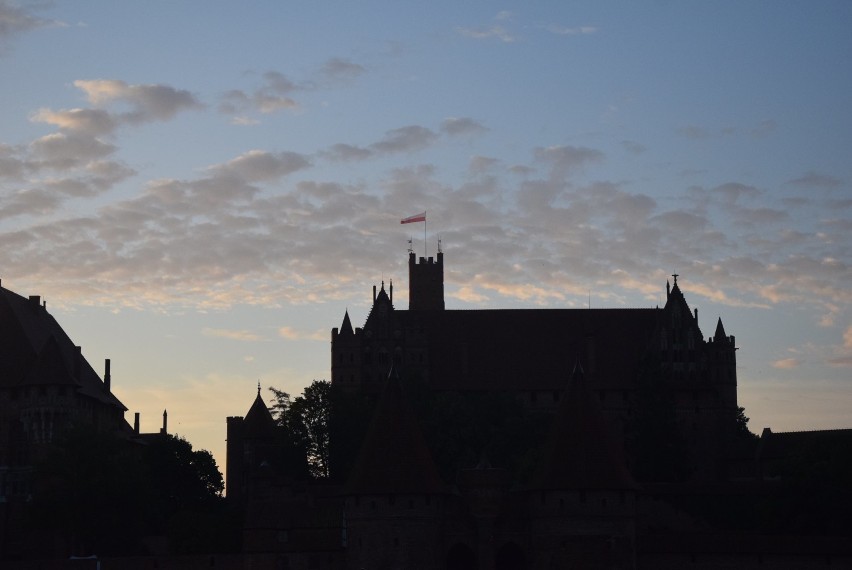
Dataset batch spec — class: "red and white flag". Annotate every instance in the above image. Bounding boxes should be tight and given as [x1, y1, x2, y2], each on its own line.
[400, 212, 426, 224]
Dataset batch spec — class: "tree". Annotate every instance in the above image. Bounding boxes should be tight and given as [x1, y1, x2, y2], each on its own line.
[268, 386, 291, 425]
[269, 380, 332, 479]
[290, 380, 332, 478]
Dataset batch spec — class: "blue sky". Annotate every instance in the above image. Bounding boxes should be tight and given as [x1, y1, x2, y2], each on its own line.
[1, 1, 850, 473]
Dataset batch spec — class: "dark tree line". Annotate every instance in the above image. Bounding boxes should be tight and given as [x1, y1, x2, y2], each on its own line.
[24, 426, 238, 558]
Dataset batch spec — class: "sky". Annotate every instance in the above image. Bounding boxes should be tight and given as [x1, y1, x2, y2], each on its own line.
[1, 1, 850, 476]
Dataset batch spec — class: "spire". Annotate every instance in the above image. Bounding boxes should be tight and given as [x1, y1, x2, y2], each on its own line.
[244, 385, 276, 438]
[714, 317, 727, 341]
[340, 310, 354, 335]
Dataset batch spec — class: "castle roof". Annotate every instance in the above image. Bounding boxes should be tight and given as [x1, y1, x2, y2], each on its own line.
[345, 366, 445, 495]
[392, 307, 660, 391]
[533, 363, 636, 491]
[243, 386, 277, 439]
[0, 284, 126, 411]
[339, 310, 354, 335]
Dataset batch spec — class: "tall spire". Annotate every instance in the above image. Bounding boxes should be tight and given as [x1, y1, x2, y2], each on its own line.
[714, 317, 727, 341]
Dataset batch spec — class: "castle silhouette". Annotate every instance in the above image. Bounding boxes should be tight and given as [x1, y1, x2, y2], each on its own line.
[226, 251, 852, 569]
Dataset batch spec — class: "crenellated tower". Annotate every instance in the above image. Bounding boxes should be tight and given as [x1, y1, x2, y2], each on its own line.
[408, 251, 444, 311]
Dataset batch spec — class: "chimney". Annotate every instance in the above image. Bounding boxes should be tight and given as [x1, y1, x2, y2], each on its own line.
[29, 295, 41, 309]
[161, 409, 168, 434]
[104, 358, 111, 392]
[134, 412, 140, 434]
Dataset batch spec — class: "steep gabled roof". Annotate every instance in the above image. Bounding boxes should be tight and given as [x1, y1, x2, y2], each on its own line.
[345, 366, 445, 495]
[533, 364, 636, 491]
[22, 336, 80, 387]
[0, 286, 126, 410]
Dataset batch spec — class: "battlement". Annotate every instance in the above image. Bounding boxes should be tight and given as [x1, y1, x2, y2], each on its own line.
[409, 251, 444, 311]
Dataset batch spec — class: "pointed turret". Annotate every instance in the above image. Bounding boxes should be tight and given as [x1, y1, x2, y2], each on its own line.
[340, 310, 354, 336]
[534, 361, 635, 491]
[714, 317, 727, 342]
[345, 365, 444, 495]
[243, 384, 277, 438]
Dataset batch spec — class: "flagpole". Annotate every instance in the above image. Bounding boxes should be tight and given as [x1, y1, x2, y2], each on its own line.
[424, 211, 427, 258]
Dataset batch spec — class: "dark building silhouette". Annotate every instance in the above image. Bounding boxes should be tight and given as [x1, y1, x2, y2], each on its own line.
[0, 284, 128, 498]
[226, 251, 852, 569]
[332, 251, 738, 482]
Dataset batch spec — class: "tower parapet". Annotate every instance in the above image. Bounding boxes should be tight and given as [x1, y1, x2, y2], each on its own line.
[408, 251, 444, 311]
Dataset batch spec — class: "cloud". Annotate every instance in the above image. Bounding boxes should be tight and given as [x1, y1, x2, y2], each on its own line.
[533, 145, 604, 178]
[31, 107, 117, 136]
[677, 125, 711, 140]
[321, 57, 366, 81]
[370, 125, 439, 154]
[321, 143, 373, 162]
[711, 182, 761, 204]
[278, 326, 326, 342]
[74, 79, 203, 124]
[441, 117, 488, 136]
[620, 141, 645, 155]
[787, 171, 843, 189]
[29, 132, 117, 169]
[457, 24, 516, 43]
[469, 155, 500, 173]
[772, 358, 800, 369]
[210, 150, 311, 183]
[544, 24, 597, 36]
[202, 327, 264, 342]
[0, 1, 61, 54]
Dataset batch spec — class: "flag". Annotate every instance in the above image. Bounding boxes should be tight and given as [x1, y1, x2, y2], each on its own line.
[400, 212, 426, 224]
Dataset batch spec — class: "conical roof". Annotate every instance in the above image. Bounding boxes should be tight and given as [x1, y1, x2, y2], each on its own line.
[714, 317, 727, 341]
[339, 310, 354, 335]
[533, 364, 636, 490]
[243, 386, 277, 438]
[345, 366, 444, 495]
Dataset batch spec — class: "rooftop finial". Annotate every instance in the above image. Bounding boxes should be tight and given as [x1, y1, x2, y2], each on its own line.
[672, 273, 679, 285]
[257, 381, 261, 396]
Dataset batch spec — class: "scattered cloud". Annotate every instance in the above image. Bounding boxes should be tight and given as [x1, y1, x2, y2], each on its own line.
[772, 357, 800, 369]
[210, 150, 311, 183]
[621, 140, 646, 154]
[370, 125, 439, 154]
[441, 117, 488, 136]
[202, 327, 264, 342]
[278, 326, 326, 342]
[457, 25, 516, 42]
[544, 24, 597, 36]
[0, 1, 62, 54]
[677, 125, 711, 140]
[321, 57, 366, 81]
[787, 171, 843, 189]
[74, 79, 202, 123]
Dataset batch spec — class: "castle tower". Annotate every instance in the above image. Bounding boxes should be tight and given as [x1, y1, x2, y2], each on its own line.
[408, 251, 444, 311]
[344, 365, 445, 569]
